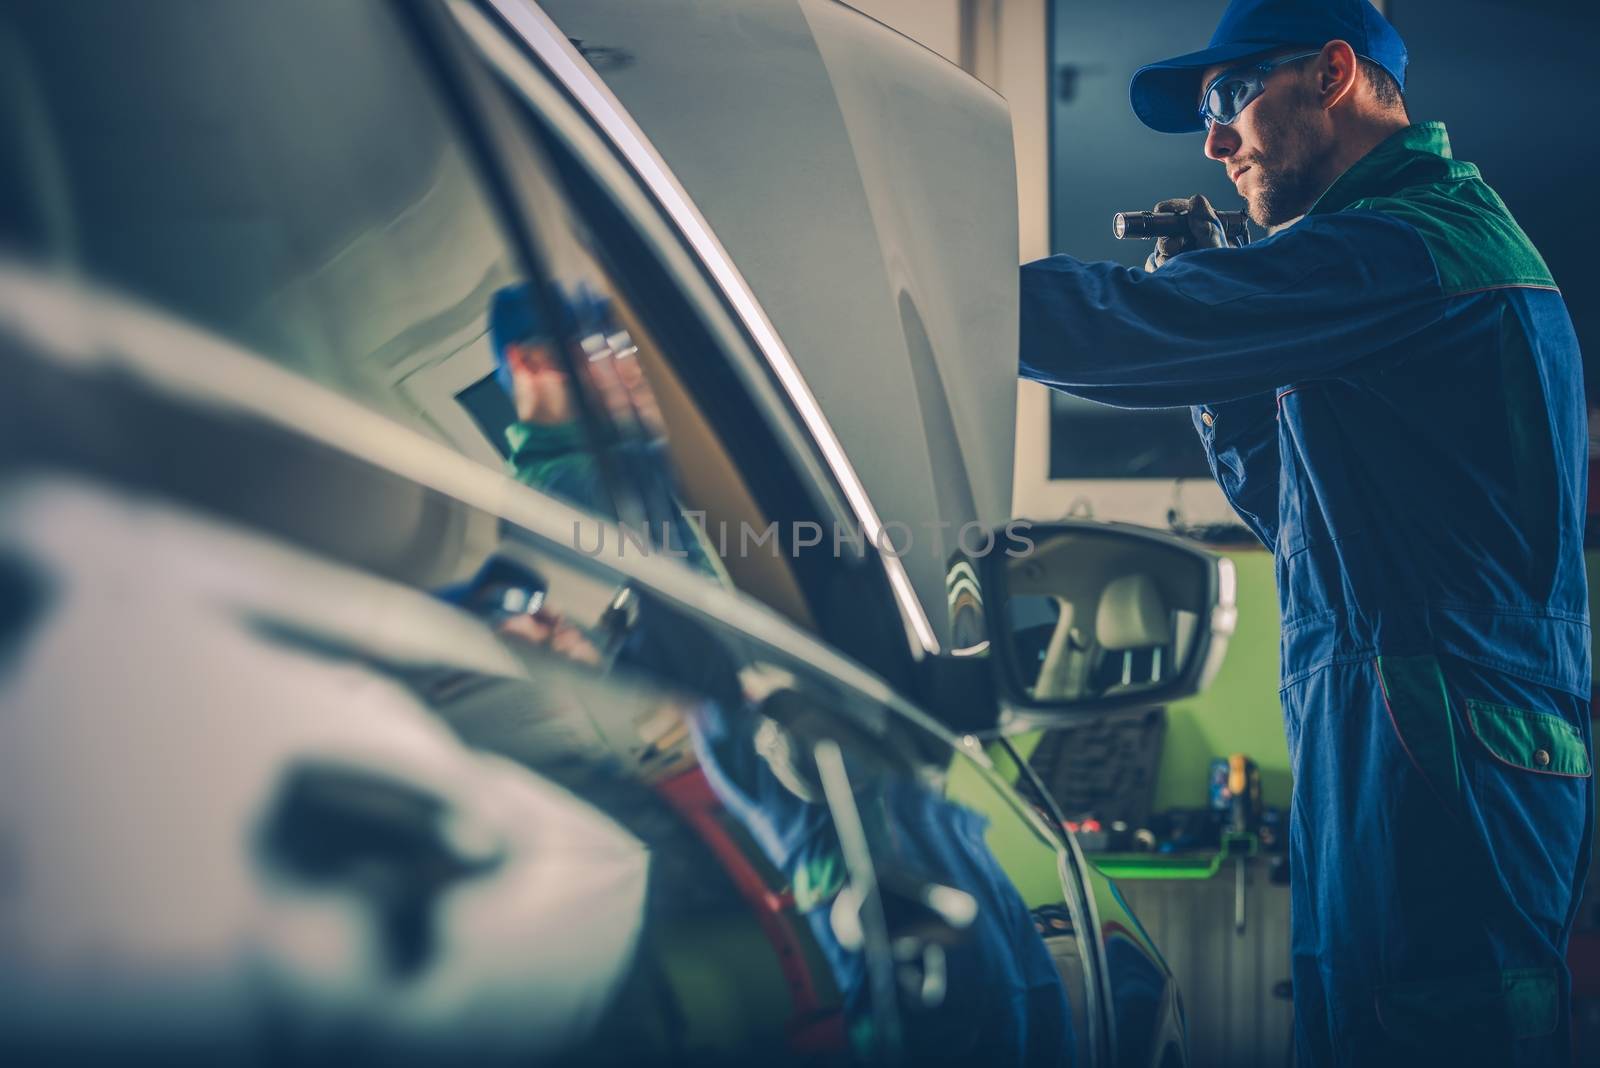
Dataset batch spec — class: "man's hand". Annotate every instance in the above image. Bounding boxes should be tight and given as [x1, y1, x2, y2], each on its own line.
[1143, 194, 1228, 272]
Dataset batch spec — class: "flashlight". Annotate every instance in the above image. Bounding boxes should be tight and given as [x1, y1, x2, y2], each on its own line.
[1113, 209, 1249, 242]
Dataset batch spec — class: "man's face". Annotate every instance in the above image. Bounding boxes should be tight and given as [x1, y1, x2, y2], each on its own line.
[1199, 51, 1332, 226]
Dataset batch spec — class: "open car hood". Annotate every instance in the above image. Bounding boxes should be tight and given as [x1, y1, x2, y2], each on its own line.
[536, 0, 1020, 653]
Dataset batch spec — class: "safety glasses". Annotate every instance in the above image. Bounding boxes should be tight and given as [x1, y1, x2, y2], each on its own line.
[1199, 51, 1321, 129]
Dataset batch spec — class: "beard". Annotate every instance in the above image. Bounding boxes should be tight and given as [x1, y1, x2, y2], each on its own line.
[1248, 157, 1322, 227]
[1240, 91, 1331, 227]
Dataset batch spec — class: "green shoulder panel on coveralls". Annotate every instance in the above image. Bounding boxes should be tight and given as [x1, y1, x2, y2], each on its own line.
[1308, 122, 1557, 296]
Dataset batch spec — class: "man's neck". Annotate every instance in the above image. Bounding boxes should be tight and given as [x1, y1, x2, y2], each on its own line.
[1267, 115, 1410, 234]
[1306, 114, 1411, 210]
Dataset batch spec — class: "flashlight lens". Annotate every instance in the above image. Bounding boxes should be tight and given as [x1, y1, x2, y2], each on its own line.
[1113, 214, 1126, 239]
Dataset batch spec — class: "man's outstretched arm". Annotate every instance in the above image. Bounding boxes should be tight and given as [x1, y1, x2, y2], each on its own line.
[1019, 209, 1442, 408]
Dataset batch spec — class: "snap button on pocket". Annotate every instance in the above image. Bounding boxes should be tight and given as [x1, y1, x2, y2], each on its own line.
[1534, 749, 1551, 767]
[1201, 411, 1215, 427]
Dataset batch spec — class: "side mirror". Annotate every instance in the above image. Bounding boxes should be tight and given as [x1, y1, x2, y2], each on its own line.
[982, 521, 1236, 725]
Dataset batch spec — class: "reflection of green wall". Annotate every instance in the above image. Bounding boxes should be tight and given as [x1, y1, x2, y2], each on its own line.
[947, 745, 1073, 907]
[1152, 549, 1290, 810]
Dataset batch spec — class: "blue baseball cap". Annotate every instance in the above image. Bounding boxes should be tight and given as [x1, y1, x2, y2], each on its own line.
[489, 282, 544, 395]
[1129, 0, 1408, 134]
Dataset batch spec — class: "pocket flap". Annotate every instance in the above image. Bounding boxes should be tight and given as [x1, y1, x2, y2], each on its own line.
[1465, 700, 1591, 777]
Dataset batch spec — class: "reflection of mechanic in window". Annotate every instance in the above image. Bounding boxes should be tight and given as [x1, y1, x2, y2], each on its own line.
[691, 688, 1075, 1066]
[490, 283, 709, 571]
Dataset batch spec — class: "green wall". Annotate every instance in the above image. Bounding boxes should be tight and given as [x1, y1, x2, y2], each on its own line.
[1152, 549, 1290, 810]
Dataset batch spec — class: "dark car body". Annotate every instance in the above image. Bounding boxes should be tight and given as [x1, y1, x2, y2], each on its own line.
[0, 1, 1183, 1064]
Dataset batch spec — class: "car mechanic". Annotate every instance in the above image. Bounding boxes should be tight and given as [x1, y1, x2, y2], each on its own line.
[1016, 1, 1592, 1064]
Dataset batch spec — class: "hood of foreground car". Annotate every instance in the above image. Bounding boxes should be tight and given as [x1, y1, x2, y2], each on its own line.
[536, 0, 1020, 655]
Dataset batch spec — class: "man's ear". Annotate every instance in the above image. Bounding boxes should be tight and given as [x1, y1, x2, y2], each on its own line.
[1317, 39, 1359, 112]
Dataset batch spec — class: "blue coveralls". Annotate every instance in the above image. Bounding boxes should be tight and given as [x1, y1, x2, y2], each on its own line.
[1019, 123, 1593, 1065]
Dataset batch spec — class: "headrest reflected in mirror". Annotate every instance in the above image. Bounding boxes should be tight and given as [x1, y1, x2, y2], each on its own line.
[1094, 573, 1172, 651]
[985, 521, 1232, 717]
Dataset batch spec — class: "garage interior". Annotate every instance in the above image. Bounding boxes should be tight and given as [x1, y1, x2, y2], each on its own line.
[4, 0, 1597, 1063]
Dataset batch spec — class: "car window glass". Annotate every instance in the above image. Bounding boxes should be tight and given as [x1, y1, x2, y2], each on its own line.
[0, 0, 639, 526]
[473, 74, 821, 629]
